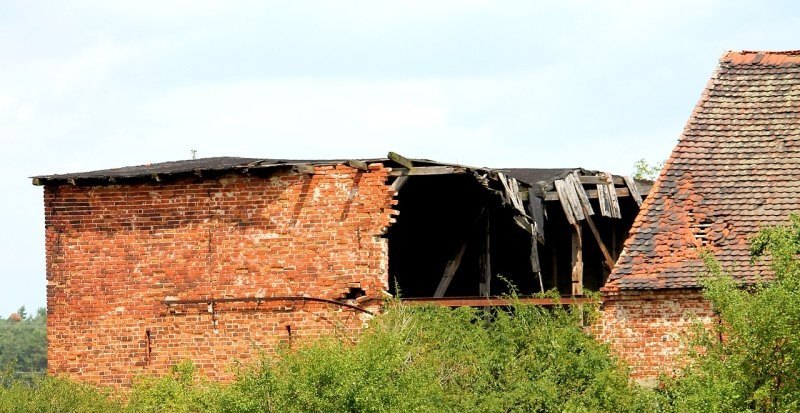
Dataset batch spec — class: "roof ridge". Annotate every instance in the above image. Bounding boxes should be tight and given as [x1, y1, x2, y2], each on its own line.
[722, 50, 800, 65]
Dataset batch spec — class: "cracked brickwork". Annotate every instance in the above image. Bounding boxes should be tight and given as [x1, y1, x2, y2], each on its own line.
[44, 163, 395, 386]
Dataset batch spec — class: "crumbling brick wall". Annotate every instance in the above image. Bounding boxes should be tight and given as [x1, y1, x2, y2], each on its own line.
[44, 163, 395, 386]
[594, 289, 716, 384]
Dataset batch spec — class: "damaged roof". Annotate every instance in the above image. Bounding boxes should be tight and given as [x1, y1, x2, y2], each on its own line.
[32, 156, 623, 190]
[605, 50, 800, 292]
[31, 155, 443, 186]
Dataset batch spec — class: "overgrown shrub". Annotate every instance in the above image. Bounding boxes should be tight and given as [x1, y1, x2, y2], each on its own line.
[662, 215, 800, 412]
[221, 299, 657, 412]
[0, 374, 120, 413]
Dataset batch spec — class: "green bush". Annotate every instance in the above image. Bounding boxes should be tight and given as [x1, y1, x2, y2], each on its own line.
[221, 300, 657, 413]
[662, 215, 800, 412]
[0, 374, 121, 413]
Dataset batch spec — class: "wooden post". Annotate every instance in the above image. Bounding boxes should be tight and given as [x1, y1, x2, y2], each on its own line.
[478, 212, 491, 297]
[551, 245, 558, 293]
[434, 241, 468, 297]
[571, 223, 583, 296]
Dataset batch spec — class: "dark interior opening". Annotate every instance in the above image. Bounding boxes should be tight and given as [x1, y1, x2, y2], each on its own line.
[386, 174, 540, 298]
[387, 173, 641, 298]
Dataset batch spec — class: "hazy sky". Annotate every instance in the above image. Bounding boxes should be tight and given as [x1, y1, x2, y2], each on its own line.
[2, 1, 799, 315]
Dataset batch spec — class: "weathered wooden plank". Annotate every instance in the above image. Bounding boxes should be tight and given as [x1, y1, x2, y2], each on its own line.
[597, 183, 611, 217]
[571, 224, 583, 296]
[599, 173, 621, 218]
[507, 177, 526, 214]
[544, 187, 633, 201]
[497, 172, 525, 213]
[388, 166, 463, 176]
[555, 179, 585, 222]
[347, 160, 368, 171]
[390, 176, 408, 192]
[622, 175, 643, 206]
[567, 172, 594, 216]
[387, 151, 415, 169]
[554, 180, 577, 225]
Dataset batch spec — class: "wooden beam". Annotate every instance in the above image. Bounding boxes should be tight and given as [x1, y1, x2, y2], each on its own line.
[596, 173, 621, 218]
[388, 166, 463, 176]
[478, 212, 491, 297]
[387, 151, 414, 169]
[390, 176, 408, 192]
[579, 175, 624, 185]
[584, 214, 616, 271]
[347, 160, 368, 171]
[571, 223, 583, 296]
[622, 176, 643, 206]
[544, 187, 632, 202]
[531, 230, 544, 293]
[567, 172, 594, 216]
[554, 179, 584, 223]
[434, 240, 468, 297]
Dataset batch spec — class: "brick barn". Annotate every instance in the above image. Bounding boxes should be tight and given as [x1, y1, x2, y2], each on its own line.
[34, 153, 647, 386]
[595, 50, 800, 384]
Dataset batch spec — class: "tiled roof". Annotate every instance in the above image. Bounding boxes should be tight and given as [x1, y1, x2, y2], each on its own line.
[605, 50, 800, 291]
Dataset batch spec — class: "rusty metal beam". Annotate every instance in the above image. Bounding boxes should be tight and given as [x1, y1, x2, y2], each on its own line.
[162, 295, 374, 315]
[400, 296, 595, 307]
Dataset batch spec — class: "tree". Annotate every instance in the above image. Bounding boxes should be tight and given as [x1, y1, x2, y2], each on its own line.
[632, 158, 665, 181]
[16, 306, 27, 320]
[0, 306, 47, 372]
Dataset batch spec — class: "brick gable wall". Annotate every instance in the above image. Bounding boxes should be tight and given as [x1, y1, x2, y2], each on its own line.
[44, 163, 394, 386]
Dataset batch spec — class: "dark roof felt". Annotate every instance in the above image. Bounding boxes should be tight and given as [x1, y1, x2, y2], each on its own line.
[605, 50, 800, 292]
[34, 157, 593, 188]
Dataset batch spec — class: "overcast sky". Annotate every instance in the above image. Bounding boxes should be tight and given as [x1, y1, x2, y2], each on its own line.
[2, 1, 799, 316]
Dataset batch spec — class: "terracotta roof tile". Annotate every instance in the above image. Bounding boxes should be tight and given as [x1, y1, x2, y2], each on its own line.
[605, 50, 800, 291]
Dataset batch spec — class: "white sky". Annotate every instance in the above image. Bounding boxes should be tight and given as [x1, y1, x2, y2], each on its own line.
[2, 0, 799, 315]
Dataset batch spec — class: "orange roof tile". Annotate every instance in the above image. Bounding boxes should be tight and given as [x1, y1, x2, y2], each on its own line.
[605, 50, 800, 291]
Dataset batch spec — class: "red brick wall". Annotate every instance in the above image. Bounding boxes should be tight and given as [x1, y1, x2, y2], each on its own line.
[44, 163, 395, 386]
[594, 289, 716, 384]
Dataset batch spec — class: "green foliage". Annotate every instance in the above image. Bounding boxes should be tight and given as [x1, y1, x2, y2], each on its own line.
[662, 215, 800, 412]
[0, 375, 121, 413]
[126, 361, 223, 412]
[0, 300, 656, 412]
[222, 300, 656, 413]
[0, 307, 47, 372]
[632, 158, 665, 181]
